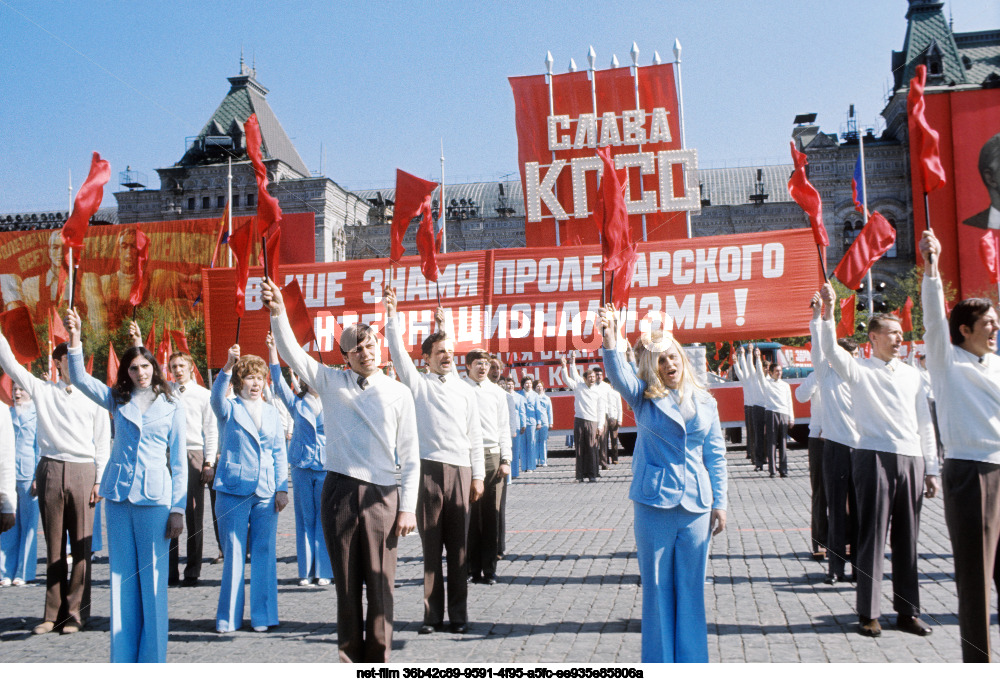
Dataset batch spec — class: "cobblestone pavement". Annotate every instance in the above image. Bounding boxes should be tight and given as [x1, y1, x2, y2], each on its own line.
[0, 441, 989, 663]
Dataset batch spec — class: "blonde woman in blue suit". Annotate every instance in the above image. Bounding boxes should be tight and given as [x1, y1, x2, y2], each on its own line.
[65, 309, 186, 663]
[212, 344, 288, 633]
[598, 305, 727, 663]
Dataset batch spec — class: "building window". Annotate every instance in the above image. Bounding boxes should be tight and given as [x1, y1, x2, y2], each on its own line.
[217, 196, 225, 208]
[233, 195, 240, 208]
[187, 197, 195, 211]
[885, 216, 898, 258]
[202, 196, 211, 210]
[247, 193, 255, 207]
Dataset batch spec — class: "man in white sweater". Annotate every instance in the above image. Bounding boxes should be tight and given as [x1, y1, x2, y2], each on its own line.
[384, 286, 484, 636]
[920, 229, 1000, 661]
[819, 283, 939, 639]
[560, 353, 606, 483]
[0, 335, 110, 635]
[752, 348, 794, 478]
[735, 346, 767, 469]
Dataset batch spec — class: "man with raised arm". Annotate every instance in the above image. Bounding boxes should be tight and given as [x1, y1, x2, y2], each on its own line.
[920, 229, 1000, 661]
[819, 282, 939, 639]
[383, 286, 484, 635]
[260, 279, 418, 663]
[560, 353, 606, 483]
[0, 333, 110, 635]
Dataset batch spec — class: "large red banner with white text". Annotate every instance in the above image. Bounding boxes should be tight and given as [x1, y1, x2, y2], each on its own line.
[203, 229, 821, 367]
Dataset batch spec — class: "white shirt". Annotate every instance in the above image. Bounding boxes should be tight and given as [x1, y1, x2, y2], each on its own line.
[172, 379, 219, 462]
[734, 351, 763, 407]
[0, 334, 110, 481]
[561, 364, 607, 422]
[820, 317, 937, 474]
[794, 372, 822, 438]
[385, 316, 485, 481]
[270, 312, 421, 512]
[0, 407, 15, 514]
[922, 274, 1000, 463]
[599, 381, 622, 421]
[808, 319, 859, 448]
[464, 376, 513, 465]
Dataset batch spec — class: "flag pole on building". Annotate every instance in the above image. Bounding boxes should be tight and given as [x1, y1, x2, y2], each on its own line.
[439, 139, 446, 254]
[544, 51, 561, 246]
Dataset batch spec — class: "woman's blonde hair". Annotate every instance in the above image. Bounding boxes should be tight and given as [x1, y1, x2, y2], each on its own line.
[633, 330, 703, 402]
[231, 354, 268, 395]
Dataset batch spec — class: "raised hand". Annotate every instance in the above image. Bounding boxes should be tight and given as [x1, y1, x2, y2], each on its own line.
[260, 279, 284, 316]
[224, 344, 240, 372]
[383, 286, 398, 318]
[128, 320, 143, 348]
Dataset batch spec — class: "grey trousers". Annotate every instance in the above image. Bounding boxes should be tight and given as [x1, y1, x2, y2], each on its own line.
[807, 437, 828, 555]
[823, 439, 857, 580]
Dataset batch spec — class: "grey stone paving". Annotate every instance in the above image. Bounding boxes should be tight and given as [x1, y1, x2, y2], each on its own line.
[0, 440, 991, 663]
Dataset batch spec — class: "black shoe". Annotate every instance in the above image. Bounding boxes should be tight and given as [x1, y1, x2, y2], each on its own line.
[168, 577, 180, 587]
[896, 615, 932, 636]
[769, 473, 775, 478]
[181, 576, 199, 587]
[468, 574, 483, 584]
[823, 575, 837, 585]
[858, 618, 881, 638]
[450, 623, 468, 634]
[418, 623, 442, 635]
[779, 473, 788, 478]
[483, 575, 497, 585]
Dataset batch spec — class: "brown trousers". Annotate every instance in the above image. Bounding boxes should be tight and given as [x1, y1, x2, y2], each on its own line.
[170, 449, 206, 581]
[943, 458, 1000, 663]
[417, 460, 472, 626]
[574, 418, 600, 480]
[36, 458, 96, 626]
[321, 472, 399, 663]
[467, 449, 504, 579]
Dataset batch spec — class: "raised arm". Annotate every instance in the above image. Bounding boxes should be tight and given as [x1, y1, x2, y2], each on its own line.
[599, 305, 643, 408]
[819, 283, 860, 384]
[210, 346, 239, 421]
[919, 229, 949, 366]
[266, 331, 297, 410]
[383, 286, 420, 388]
[0, 330, 41, 398]
[65, 308, 113, 411]
[560, 355, 579, 390]
[261, 279, 324, 390]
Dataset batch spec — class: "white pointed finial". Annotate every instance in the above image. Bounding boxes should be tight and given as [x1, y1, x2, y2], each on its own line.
[673, 38, 682, 62]
[587, 45, 596, 70]
[630, 42, 640, 66]
[545, 51, 554, 74]
[653, 50, 662, 65]
[568, 58, 577, 72]
[610, 54, 619, 68]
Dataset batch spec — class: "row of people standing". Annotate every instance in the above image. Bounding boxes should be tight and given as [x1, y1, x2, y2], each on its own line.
[733, 347, 793, 477]
[559, 354, 622, 482]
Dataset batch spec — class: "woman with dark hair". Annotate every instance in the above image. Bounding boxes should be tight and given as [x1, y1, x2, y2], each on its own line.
[598, 305, 727, 663]
[265, 332, 331, 587]
[64, 309, 186, 663]
[211, 343, 288, 633]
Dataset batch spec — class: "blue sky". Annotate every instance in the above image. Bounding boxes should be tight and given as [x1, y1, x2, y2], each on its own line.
[1, 0, 997, 212]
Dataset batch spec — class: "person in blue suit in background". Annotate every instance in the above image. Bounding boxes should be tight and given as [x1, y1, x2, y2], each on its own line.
[65, 309, 186, 663]
[516, 374, 539, 471]
[1, 383, 40, 586]
[266, 332, 332, 588]
[598, 305, 728, 663]
[534, 381, 553, 467]
[211, 344, 288, 633]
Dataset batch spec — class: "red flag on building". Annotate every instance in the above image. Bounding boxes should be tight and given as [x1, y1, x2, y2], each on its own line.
[281, 278, 318, 350]
[0, 306, 40, 364]
[594, 146, 638, 309]
[833, 212, 896, 290]
[128, 229, 151, 307]
[229, 218, 259, 317]
[979, 230, 1000, 284]
[836, 295, 856, 339]
[788, 142, 829, 249]
[906, 64, 947, 194]
[107, 342, 120, 387]
[389, 169, 439, 266]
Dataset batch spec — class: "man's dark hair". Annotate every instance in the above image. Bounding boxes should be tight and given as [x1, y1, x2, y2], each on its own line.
[520, 375, 534, 388]
[52, 342, 69, 362]
[421, 331, 450, 357]
[867, 313, 901, 335]
[950, 298, 995, 345]
[837, 338, 858, 353]
[339, 323, 376, 356]
[465, 348, 490, 366]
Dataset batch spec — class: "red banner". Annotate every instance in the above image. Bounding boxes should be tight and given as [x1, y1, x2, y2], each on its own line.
[203, 228, 820, 367]
[509, 63, 698, 248]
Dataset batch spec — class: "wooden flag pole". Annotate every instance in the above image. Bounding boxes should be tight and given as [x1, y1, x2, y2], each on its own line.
[235, 317, 242, 345]
[816, 244, 829, 284]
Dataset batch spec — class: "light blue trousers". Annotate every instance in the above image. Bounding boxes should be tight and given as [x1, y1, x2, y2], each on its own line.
[214, 491, 279, 631]
[536, 426, 549, 466]
[523, 425, 536, 470]
[105, 501, 170, 663]
[511, 434, 522, 478]
[633, 501, 712, 663]
[292, 468, 332, 581]
[1, 478, 39, 581]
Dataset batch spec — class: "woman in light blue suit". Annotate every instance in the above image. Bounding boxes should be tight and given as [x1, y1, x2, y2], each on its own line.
[65, 310, 186, 663]
[266, 333, 331, 587]
[1, 384, 40, 585]
[533, 381, 553, 467]
[212, 344, 288, 633]
[598, 306, 727, 663]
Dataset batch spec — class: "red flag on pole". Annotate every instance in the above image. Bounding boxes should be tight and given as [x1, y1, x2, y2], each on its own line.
[210, 201, 230, 269]
[281, 278, 318, 350]
[245, 114, 282, 280]
[106, 342, 120, 388]
[61, 152, 111, 250]
[0, 306, 40, 364]
[229, 218, 259, 317]
[127, 229, 151, 307]
[389, 169, 439, 265]
[49, 307, 69, 347]
[144, 318, 156, 351]
[836, 295, 856, 338]
[788, 142, 829, 248]
[906, 64, 947, 194]
[833, 212, 896, 290]
[262, 223, 281, 282]
[594, 146, 638, 308]
[979, 230, 1000, 284]
[899, 296, 914, 333]
[169, 329, 190, 355]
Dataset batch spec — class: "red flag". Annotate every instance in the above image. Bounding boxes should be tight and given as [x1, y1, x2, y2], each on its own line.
[106, 342, 120, 388]
[906, 64, 947, 194]
[833, 212, 896, 290]
[414, 200, 440, 282]
[245, 114, 283, 233]
[157, 329, 173, 381]
[61, 152, 111, 251]
[210, 201, 230, 269]
[49, 308, 69, 347]
[0, 306, 40, 364]
[593, 146, 638, 308]
[281, 278, 318, 350]
[893, 296, 914, 333]
[0, 374, 12, 407]
[980, 230, 1000, 285]
[389, 169, 439, 264]
[169, 328, 190, 355]
[788, 142, 828, 248]
[128, 229, 151, 307]
[262, 222, 281, 282]
[229, 218, 259, 317]
[144, 319, 156, 351]
[836, 295, 856, 338]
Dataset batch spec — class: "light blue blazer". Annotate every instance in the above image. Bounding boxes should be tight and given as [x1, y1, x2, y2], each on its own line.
[602, 347, 727, 513]
[269, 364, 325, 471]
[539, 394, 553, 426]
[211, 370, 288, 498]
[11, 403, 39, 481]
[519, 390, 538, 426]
[67, 351, 187, 511]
